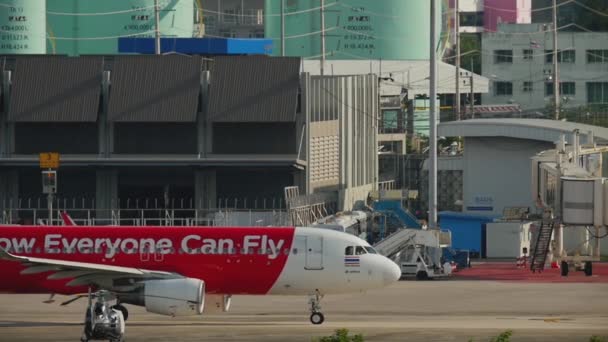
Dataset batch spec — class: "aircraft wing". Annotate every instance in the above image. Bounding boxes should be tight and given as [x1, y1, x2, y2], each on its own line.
[0, 247, 180, 287]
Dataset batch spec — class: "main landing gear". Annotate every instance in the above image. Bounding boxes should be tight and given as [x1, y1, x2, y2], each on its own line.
[80, 290, 126, 342]
[308, 289, 325, 325]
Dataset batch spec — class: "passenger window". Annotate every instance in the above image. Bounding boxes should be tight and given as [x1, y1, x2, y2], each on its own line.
[355, 246, 366, 255]
[345, 246, 353, 255]
[364, 246, 377, 254]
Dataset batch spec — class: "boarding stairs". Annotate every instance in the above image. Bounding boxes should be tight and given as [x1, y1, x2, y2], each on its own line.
[530, 221, 554, 273]
[373, 229, 419, 259]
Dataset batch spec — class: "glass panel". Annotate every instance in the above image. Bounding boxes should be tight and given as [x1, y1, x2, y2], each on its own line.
[355, 246, 367, 255]
[345, 246, 353, 255]
[382, 110, 399, 129]
[364, 246, 377, 254]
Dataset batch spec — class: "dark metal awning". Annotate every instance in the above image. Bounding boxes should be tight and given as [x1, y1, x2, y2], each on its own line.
[8, 56, 103, 122]
[208, 56, 301, 122]
[107, 55, 203, 122]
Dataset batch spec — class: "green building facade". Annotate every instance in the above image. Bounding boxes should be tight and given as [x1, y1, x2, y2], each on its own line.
[265, 0, 444, 60]
[0, 0, 46, 54]
[45, 0, 195, 55]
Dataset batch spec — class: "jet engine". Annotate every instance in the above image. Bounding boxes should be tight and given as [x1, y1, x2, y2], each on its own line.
[122, 278, 205, 317]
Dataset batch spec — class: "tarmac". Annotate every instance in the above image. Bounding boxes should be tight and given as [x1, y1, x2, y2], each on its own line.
[1, 273, 607, 342]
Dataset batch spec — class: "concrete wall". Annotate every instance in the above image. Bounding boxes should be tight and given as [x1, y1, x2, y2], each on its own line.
[339, 184, 374, 212]
[306, 74, 378, 210]
[482, 24, 608, 111]
[463, 137, 553, 216]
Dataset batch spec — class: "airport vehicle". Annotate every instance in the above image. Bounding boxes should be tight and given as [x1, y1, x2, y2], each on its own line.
[0, 225, 400, 342]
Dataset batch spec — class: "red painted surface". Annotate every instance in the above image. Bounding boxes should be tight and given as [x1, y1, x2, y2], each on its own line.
[453, 262, 608, 283]
[0, 226, 295, 295]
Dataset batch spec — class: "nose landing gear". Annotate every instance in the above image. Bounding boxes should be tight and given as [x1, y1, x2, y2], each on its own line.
[308, 289, 325, 325]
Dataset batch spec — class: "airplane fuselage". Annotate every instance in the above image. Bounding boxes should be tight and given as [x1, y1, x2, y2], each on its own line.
[0, 226, 400, 296]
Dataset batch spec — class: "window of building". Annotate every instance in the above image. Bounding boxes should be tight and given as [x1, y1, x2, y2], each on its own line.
[587, 50, 608, 63]
[223, 9, 238, 24]
[523, 49, 533, 60]
[248, 30, 265, 38]
[523, 81, 533, 92]
[494, 82, 513, 96]
[382, 109, 399, 130]
[459, 12, 484, 27]
[545, 82, 576, 96]
[220, 30, 237, 38]
[494, 50, 513, 64]
[545, 50, 576, 63]
[587, 82, 608, 104]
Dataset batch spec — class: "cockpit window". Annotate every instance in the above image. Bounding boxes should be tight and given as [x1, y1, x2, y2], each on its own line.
[345, 246, 354, 255]
[364, 246, 377, 254]
[355, 246, 366, 255]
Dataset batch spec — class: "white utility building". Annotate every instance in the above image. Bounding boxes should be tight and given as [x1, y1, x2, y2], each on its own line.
[437, 119, 608, 217]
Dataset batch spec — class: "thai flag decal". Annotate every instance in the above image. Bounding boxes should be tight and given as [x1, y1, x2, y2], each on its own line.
[344, 256, 360, 267]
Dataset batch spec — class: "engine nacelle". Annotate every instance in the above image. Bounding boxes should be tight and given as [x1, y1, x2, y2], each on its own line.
[143, 278, 205, 317]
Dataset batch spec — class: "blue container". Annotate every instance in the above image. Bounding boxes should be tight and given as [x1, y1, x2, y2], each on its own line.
[118, 37, 273, 55]
[439, 211, 499, 257]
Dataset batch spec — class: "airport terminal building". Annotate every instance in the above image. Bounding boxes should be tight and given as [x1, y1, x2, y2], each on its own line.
[0, 55, 378, 225]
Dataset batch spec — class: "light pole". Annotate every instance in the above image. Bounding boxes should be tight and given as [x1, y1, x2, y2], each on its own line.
[429, 0, 438, 228]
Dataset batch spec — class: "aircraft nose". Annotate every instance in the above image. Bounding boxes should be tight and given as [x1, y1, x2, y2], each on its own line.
[382, 258, 401, 285]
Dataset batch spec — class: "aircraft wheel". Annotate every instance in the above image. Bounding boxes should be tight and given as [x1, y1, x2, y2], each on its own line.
[113, 304, 129, 321]
[310, 312, 325, 325]
[416, 271, 429, 280]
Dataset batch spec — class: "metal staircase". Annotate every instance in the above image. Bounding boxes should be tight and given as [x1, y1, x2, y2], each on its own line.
[530, 221, 554, 273]
[373, 229, 418, 259]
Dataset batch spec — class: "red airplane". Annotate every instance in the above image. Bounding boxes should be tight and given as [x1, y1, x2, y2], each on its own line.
[0, 225, 401, 342]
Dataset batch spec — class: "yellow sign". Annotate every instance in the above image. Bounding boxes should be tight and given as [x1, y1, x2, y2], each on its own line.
[39, 152, 60, 169]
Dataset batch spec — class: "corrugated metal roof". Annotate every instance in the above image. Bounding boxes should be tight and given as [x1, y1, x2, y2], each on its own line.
[439, 118, 608, 144]
[208, 56, 300, 122]
[107, 55, 202, 122]
[8, 56, 103, 122]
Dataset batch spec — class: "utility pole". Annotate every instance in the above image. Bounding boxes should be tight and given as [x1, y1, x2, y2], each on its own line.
[429, 0, 438, 229]
[454, 0, 461, 120]
[154, 0, 161, 55]
[552, 0, 560, 120]
[280, 0, 285, 56]
[320, 0, 326, 76]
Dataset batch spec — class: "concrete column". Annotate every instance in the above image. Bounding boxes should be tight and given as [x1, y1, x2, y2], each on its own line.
[99, 71, 111, 157]
[2, 70, 14, 155]
[95, 170, 118, 223]
[301, 73, 311, 195]
[195, 169, 217, 210]
[199, 71, 210, 156]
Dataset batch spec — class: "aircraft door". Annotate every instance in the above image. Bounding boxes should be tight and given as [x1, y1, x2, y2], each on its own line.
[305, 236, 324, 270]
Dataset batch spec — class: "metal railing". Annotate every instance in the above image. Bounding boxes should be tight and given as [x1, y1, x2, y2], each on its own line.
[1, 208, 289, 227]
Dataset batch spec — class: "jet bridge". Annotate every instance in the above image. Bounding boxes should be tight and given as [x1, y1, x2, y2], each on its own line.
[531, 131, 608, 268]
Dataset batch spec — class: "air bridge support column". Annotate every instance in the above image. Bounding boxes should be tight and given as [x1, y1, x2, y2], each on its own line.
[96, 170, 118, 225]
[195, 170, 217, 221]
